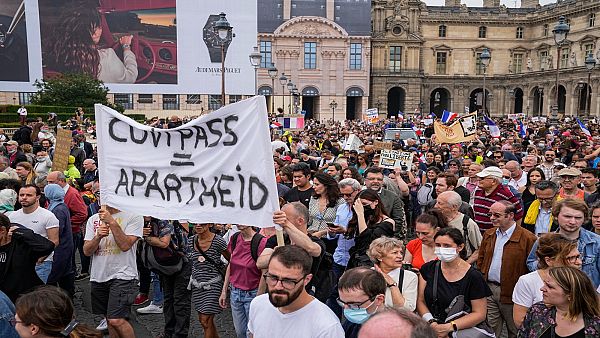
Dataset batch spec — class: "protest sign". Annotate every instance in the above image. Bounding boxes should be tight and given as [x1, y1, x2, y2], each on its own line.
[423, 118, 433, 126]
[531, 117, 540, 122]
[95, 96, 279, 227]
[379, 150, 413, 170]
[365, 108, 379, 125]
[343, 134, 363, 151]
[433, 113, 477, 144]
[540, 117, 547, 123]
[373, 140, 393, 151]
[51, 128, 73, 172]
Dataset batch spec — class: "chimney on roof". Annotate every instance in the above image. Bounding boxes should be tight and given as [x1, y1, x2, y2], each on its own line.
[521, 0, 540, 8]
[483, 0, 500, 7]
[444, 0, 461, 6]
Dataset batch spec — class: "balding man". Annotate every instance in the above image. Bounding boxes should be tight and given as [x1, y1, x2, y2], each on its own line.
[457, 163, 483, 194]
[521, 155, 538, 173]
[79, 159, 98, 190]
[359, 308, 436, 338]
[46, 171, 89, 280]
[473, 167, 524, 232]
[505, 161, 526, 190]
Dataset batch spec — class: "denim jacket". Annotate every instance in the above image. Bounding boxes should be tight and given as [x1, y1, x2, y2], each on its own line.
[526, 228, 600, 288]
[517, 302, 600, 338]
[0, 291, 19, 338]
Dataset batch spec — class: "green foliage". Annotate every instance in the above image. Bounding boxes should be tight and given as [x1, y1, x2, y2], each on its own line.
[31, 73, 114, 109]
[0, 105, 146, 123]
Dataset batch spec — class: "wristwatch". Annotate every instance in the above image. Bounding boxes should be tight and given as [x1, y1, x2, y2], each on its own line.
[203, 14, 232, 63]
[387, 282, 398, 288]
[427, 318, 437, 324]
[451, 321, 458, 332]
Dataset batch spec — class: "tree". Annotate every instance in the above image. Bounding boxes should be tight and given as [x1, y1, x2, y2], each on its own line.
[31, 73, 124, 112]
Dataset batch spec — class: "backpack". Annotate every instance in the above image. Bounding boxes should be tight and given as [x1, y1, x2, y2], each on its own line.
[461, 215, 476, 255]
[140, 220, 184, 276]
[230, 232, 264, 261]
[306, 237, 334, 303]
[417, 183, 435, 206]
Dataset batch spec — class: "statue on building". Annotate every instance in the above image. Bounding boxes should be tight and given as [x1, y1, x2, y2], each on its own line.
[570, 51, 577, 67]
[547, 54, 553, 69]
[527, 57, 533, 71]
[596, 47, 600, 62]
[508, 59, 513, 73]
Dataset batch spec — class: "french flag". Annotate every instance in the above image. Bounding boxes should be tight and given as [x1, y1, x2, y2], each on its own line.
[282, 117, 304, 129]
[484, 116, 501, 138]
[518, 120, 527, 137]
[577, 118, 592, 139]
[440, 110, 458, 123]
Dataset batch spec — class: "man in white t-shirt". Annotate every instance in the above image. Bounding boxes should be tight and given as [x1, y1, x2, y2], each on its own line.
[248, 245, 343, 338]
[83, 205, 143, 338]
[17, 106, 27, 126]
[8, 185, 59, 283]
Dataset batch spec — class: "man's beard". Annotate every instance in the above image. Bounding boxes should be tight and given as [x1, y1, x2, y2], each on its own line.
[267, 285, 303, 307]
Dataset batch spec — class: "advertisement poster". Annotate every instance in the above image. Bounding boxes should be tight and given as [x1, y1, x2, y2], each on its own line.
[0, 0, 258, 94]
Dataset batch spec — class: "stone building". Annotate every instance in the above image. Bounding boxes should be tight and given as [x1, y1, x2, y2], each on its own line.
[371, 0, 600, 119]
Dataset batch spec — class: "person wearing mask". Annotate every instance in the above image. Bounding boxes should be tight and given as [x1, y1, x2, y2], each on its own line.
[33, 149, 52, 180]
[526, 199, 600, 288]
[367, 237, 418, 311]
[337, 267, 387, 337]
[417, 227, 492, 338]
[404, 210, 447, 270]
[512, 234, 582, 328]
[522, 180, 560, 235]
[476, 201, 537, 338]
[518, 266, 600, 337]
[69, 138, 85, 172]
[37, 124, 55, 145]
[5, 141, 27, 169]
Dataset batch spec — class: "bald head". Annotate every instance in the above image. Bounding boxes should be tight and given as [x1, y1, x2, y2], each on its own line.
[46, 171, 67, 188]
[505, 160, 522, 179]
[359, 309, 435, 338]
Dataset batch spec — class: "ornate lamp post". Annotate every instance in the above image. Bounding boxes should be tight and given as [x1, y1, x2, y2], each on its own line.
[552, 16, 570, 120]
[585, 52, 596, 117]
[248, 46, 262, 96]
[214, 13, 233, 106]
[286, 79, 294, 114]
[329, 100, 338, 121]
[278, 73, 287, 115]
[479, 48, 491, 116]
[268, 64, 278, 113]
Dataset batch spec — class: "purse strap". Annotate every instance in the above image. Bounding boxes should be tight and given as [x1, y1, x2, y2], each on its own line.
[432, 261, 440, 319]
[195, 236, 225, 277]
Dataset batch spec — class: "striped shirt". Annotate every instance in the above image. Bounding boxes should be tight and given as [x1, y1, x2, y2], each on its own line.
[473, 185, 524, 231]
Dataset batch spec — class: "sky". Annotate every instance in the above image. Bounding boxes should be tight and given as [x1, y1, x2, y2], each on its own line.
[423, 0, 555, 7]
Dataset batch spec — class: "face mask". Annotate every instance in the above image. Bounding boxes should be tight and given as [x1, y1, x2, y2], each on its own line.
[36, 156, 47, 162]
[343, 301, 378, 324]
[41, 129, 48, 133]
[363, 206, 375, 219]
[434, 247, 459, 262]
[79, 142, 84, 148]
[502, 178, 509, 185]
[7, 148, 16, 154]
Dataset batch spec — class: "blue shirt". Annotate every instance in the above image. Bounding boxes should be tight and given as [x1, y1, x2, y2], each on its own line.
[527, 228, 600, 288]
[328, 203, 355, 266]
[487, 223, 516, 283]
[534, 207, 552, 235]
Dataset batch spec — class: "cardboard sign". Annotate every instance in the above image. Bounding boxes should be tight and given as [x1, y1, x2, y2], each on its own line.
[343, 134, 363, 151]
[51, 128, 73, 172]
[379, 150, 413, 169]
[373, 140, 393, 151]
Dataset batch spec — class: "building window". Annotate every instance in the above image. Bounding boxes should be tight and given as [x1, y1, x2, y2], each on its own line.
[436, 52, 447, 75]
[389, 46, 402, 72]
[138, 94, 153, 104]
[186, 94, 202, 104]
[478, 26, 487, 38]
[259, 41, 272, 68]
[438, 25, 446, 37]
[18, 92, 34, 105]
[585, 43, 595, 61]
[349, 43, 362, 70]
[208, 95, 222, 110]
[543, 24, 548, 37]
[304, 42, 317, 69]
[590, 13, 596, 27]
[513, 53, 523, 73]
[163, 94, 179, 110]
[229, 95, 242, 104]
[560, 47, 570, 68]
[475, 52, 485, 75]
[114, 93, 133, 109]
[516, 27, 524, 39]
[540, 50, 549, 70]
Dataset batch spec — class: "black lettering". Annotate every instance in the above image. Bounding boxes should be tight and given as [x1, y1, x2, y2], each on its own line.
[177, 129, 194, 151]
[223, 115, 239, 146]
[115, 169, 130, 196]
[199, 177, 218, 207]
[249, 176, 268, 210]
[108, 118, 127, 143]
[217, 174, 235, 207]
[164, 174, 182, 203]
[129, 126, 148, 144]
[130, 170, 147, 196]
[165, 131, 172, 147]
[206, 118, 223, 147]
[181, 176, 200, 204]
[236, 165, 244, 208]
[192, 126, 209, 148]
[150, 130, 162, 147]
[145, 170, 165, 200]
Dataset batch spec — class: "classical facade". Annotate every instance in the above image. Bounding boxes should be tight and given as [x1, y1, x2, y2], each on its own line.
[372, 0, 600, 119]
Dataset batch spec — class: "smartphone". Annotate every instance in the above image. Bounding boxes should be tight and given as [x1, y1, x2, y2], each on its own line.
[326, 222, 336, 228]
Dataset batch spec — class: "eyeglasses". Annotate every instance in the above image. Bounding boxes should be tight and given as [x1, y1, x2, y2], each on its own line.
[263, 273, 306, 289]
[9, 317, 23, 327]
[502, 176, 511, 179]
[336, 297, 375, 310]
[560, 176, 577, 181]
[341, 192, 355, 197]
[494, 155, 503, 159]
[565, 254, 582, 264]
[538, 195, 557, 202]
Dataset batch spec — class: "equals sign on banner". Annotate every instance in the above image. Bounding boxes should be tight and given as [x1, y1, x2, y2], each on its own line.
[170, 153, 194, 166]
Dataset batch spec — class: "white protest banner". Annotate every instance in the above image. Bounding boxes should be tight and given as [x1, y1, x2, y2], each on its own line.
[379, 150, 413, 170]
[423, 118, 433, 126]
[95, 96, 279, 227]
[540, 117, 548, 123]
[343, 134, 363, 151]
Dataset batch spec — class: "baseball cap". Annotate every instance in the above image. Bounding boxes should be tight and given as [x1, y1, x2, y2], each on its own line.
[476, 166, 503, 179]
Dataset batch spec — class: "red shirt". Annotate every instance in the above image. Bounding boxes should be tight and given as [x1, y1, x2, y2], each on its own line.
[406, 239, 437, 270]
[473, 184, 523, 231]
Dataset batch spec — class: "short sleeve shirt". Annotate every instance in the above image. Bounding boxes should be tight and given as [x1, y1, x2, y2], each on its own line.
[227, 234, 267, 290]
[8, 207, 59, 262]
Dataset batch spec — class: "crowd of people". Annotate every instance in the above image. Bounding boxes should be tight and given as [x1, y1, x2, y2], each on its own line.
[0, 112, 599, 338]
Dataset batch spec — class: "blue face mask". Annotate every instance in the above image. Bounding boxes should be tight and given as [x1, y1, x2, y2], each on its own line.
[343, 308, 371, 324]
[502, 178, 510, 185]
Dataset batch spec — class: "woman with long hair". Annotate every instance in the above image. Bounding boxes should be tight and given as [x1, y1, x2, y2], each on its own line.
[356, 154, 370, 176]
[519, 168, 545, 211]
[15, 162, 37, 186]
[512, 234, 581, 328]
[346, 189, 395, 268]
[14, 286, 101, 338]
[43, 5, 137, 83]
[518, 266, 600, 337]
[340, 166, 363, 185]
[404, 209, 448, 270]
[307, 172, 344, 236]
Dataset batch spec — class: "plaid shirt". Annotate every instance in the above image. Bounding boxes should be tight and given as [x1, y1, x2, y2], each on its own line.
[473, 184, 524, 231]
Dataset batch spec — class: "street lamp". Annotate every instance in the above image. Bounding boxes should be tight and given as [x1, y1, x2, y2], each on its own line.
[249, 46, 262, 96]
[329, 100, 338, 121]
[508, 89, 515, 116]
[279, 73, 287, 115]
[268, 63, 278, 113]
[287, 79, 294, 114]
[537, 87, 544, 117]
[214, 12, 233, 106]
[291, 86, 299, 114]
[479, 48, 491, 116]
[585, 52, 596, 117]
[552, 16, 570, 120]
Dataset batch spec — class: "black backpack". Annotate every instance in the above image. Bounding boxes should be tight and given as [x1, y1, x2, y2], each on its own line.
[461, 215, 476, 254]
[230, 232, 264, 261]
[306, 237, 334, 303]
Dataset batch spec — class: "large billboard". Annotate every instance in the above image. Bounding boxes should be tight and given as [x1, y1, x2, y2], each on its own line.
[0, 0, 258, 94]
[0, 1, 30, 83]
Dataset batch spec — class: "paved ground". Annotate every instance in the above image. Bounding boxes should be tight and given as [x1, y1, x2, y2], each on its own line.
[73, 278, 237, 337]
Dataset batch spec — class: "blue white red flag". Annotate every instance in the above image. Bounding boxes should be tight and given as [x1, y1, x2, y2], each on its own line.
[484, 116, 501, 138]
[441, 110, 458, 123]
[518, 120, 527, 137]
[577, 118, 592, 139]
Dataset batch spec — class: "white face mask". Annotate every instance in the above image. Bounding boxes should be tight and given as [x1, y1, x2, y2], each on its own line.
[434, 247, 459, 262]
